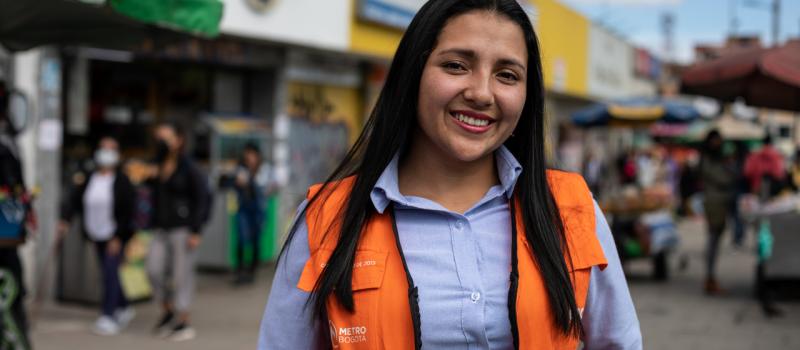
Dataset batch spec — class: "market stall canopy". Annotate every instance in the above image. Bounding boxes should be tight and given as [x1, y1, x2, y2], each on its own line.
[571, 98, 700, 127]
[680, 40, 800, 112]
[652, 116, 765, 143]
[0, 0, 223, 51]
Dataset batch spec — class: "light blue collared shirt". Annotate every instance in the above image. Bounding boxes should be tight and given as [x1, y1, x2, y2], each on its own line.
[259, 146, 642, 349]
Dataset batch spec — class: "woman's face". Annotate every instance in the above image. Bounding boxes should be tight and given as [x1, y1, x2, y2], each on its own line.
[155, 125, 182, 152]
[416, 10, 528, 163]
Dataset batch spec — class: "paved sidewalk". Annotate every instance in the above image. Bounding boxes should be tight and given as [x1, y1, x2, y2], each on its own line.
[29, 218, 800, 349]
[30, 268, 272, 349]
[627, 217, 800, 350]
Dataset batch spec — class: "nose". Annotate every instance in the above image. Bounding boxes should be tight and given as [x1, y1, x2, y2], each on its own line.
[463, 69, 494, 108]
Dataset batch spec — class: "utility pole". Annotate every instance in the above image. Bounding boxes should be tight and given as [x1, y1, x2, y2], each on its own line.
[772, 0, 780, 46]
[743, 0, 782, 46]
[661, 12, 675, 62]
[730, 0, 739, 36]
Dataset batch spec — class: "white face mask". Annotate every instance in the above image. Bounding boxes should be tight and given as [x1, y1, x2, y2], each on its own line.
[95, 149, 119, 168]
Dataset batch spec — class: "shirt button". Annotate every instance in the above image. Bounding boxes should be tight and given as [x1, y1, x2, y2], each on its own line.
[470, 292, 481, 302]
[454, 220, 464, 231]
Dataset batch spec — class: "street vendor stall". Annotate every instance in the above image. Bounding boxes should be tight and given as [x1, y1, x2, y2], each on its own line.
[572, 98, 697, 279]
[740, 192, 800, 316]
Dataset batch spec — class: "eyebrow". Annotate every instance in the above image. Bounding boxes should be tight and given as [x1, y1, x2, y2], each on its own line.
[437, 48, 526, 71]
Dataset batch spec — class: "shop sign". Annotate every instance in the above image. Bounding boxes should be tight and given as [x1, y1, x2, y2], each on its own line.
[358, 0, 424, 29]
[634, 48, 660, 80]
[222, 0, 349, 51]
[245, 0, 276, 13]
[587, 24, 632, 99]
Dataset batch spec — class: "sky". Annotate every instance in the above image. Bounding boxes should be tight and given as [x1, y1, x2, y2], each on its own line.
[560, 0, 800, 63]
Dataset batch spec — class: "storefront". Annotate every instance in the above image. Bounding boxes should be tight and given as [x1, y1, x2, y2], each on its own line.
[0, 0, 231, 304]
[57, 39, 287, 302]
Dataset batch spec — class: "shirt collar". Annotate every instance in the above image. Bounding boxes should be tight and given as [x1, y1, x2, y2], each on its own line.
[369, 145, 523, 214]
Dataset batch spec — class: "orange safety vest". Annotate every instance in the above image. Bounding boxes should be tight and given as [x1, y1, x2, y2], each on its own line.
[298, 170, 608, 349]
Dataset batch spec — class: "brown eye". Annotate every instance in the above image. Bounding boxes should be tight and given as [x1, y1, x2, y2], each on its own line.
[497, 71, 519, 83]
[442, 61, 467, 72]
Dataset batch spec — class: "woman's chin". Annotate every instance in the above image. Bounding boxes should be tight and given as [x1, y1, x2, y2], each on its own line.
[442, 142, 497, 164]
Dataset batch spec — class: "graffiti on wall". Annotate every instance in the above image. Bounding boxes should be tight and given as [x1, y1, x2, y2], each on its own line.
[277, 82, 359, 234]
[287, 119, 349, 192]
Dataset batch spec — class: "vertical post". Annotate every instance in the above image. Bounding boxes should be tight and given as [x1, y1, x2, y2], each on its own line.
[730, 0, 739, 36]
[772, 0, 780, 46]
[34, 47, 62, 300]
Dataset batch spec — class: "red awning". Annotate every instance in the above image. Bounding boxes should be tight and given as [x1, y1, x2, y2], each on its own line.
[680, 40, 800, 112]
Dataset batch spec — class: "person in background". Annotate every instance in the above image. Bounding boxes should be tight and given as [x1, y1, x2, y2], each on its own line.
[0, 80, 32, 350]
[678, 152, 700, 217]
[145, 122, 210, 341]
[582, 149, 605, 197]
[59, 136, 136, 335]
[744, 135, 785, 197]
[617, 149, 638, 186]
[700, 130, 736, 295]
[232, 142, 274, 285]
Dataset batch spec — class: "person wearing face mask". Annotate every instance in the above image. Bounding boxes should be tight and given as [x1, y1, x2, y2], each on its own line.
[144, 122, 210, 342]
[59, 136, 136, 335]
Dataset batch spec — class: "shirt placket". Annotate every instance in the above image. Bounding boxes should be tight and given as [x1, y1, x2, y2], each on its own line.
[450, 215, 488, 349]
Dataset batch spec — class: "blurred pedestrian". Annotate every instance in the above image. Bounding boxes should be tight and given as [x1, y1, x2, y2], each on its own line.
[744, 135, 785, 198]
[582, 149, 605, 196]
[58, 136, 136, 335]
[232, 142, 274, 285]
[617, 149, 638, 186]
[700, 130, 736, 295]
[0, 81, 32, 349]
[145, 122, 210, 341]
[260, 1, 641, 348]
[678, 152, 700, 216]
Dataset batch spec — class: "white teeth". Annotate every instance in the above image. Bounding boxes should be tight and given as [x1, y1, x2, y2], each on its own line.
[454, 113, 489, 127]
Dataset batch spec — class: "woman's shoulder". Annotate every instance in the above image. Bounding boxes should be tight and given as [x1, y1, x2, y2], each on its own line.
[305, 175, 358, 202]
[545, 169, 592, 200]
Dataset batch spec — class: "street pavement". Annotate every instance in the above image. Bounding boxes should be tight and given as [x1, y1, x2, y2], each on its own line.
[29, 217, 800, 349]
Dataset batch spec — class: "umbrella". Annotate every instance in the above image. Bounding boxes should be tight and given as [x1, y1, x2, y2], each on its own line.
[680, 39, 800, 112]
[0, 0, 223, 52]
[571, 97, 701, 127]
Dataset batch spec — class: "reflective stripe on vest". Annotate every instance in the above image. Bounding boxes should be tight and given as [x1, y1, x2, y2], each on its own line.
[297, 170, 608, 349]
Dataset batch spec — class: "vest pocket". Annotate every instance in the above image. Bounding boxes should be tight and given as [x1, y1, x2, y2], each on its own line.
[297, 249, 388, 350]
[350, 250, 389, 291]
[297, 249, 389, 292]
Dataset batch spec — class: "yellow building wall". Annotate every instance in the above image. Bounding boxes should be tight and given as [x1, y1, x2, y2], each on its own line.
[286, 81, 363, 144]
[347, 0, 590, 99]
[529, 0, 589, 98]
[348, 0, 404, 59]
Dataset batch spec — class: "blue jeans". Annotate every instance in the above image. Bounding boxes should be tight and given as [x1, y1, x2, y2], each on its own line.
[94, 241, 129, 317]
[236, 209, 263, 272]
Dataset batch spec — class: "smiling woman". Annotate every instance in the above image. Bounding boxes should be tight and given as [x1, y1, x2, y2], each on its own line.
[259, 1, 642, 349]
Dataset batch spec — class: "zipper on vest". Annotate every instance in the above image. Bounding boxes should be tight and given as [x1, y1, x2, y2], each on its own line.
[508, 200, 521, 350]
[389, 206, 422, 350]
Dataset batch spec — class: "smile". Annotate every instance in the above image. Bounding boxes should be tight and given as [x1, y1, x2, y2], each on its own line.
[450, 110, 495, 133]
[454, 113, 489, 126]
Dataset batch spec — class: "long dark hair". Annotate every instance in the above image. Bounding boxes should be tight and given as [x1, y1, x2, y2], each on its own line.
[280, 0, 583, 338]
